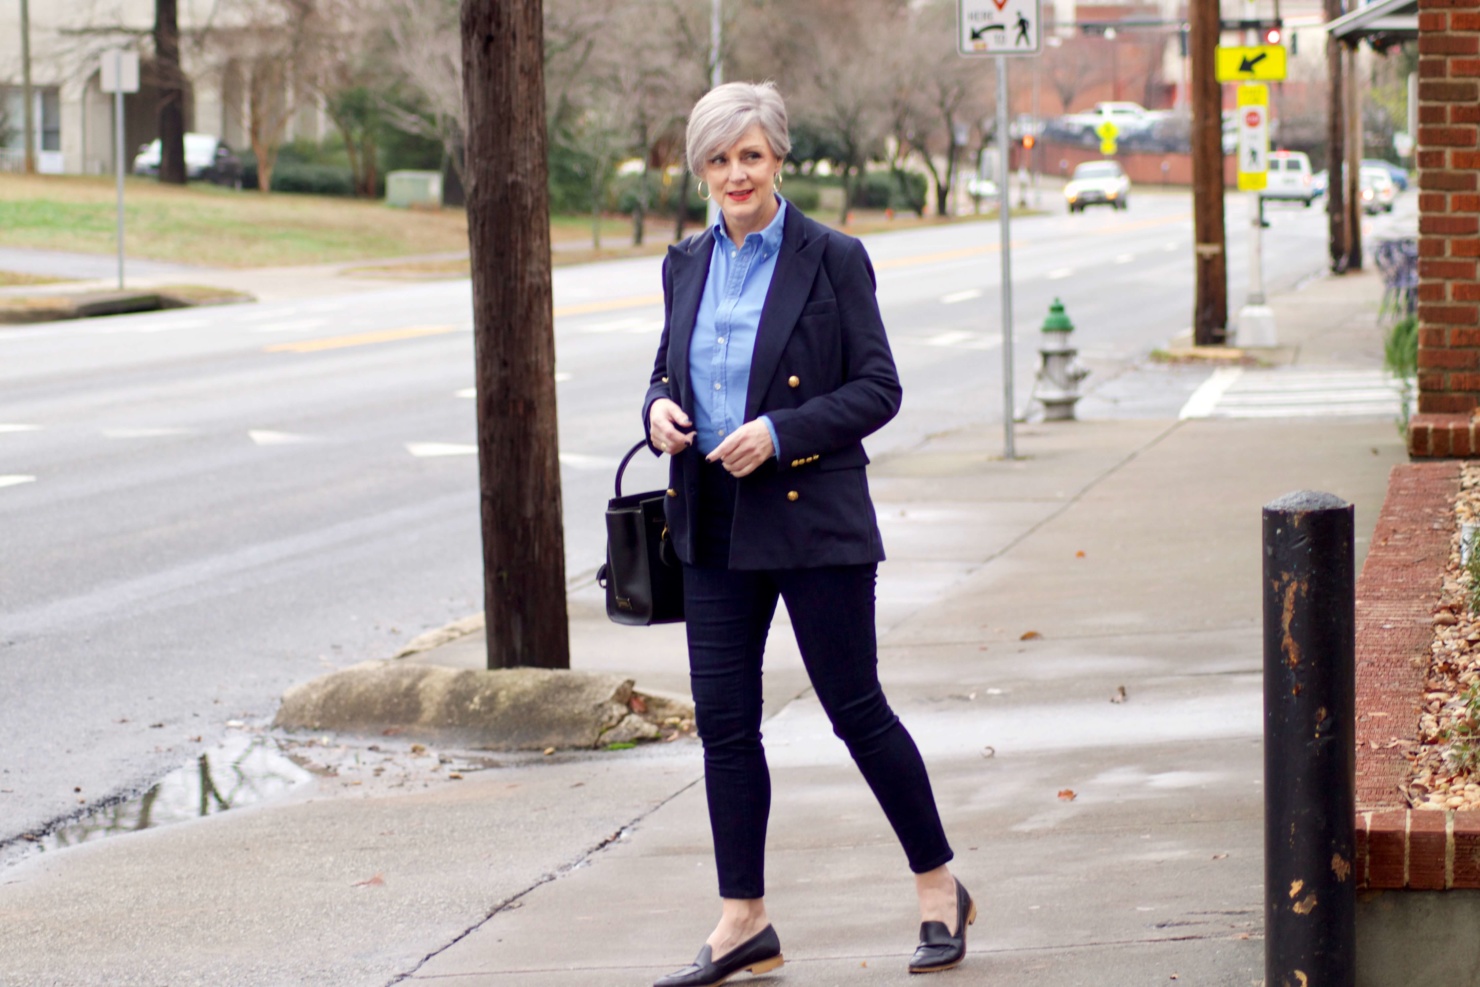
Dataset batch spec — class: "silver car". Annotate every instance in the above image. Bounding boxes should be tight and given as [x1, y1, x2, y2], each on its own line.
[1064, 160, 1130, 213]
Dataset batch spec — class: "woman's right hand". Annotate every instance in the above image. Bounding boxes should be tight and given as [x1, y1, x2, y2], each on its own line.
[649, 398, 694, 457]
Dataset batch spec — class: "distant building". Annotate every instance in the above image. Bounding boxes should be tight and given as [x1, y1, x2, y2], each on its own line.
[0, 0, 325, 175]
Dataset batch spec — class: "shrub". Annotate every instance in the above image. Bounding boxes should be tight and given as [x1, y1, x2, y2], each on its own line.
[851, 171, 895, 208]
[1384, 314, 1418, 381]
[242, 160, 356, 197]
[780, 178, 820, 212]
[849, 170, 928, 211]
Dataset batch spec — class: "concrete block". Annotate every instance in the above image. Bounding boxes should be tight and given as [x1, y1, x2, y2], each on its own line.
[273, 660, 690, 750]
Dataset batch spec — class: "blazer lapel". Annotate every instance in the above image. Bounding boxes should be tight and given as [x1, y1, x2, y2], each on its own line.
[746, 208, 825, 421]
[665, 229, 713, 414]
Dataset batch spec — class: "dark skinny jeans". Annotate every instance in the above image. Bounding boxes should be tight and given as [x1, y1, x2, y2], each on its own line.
[685, 461, 953, 899]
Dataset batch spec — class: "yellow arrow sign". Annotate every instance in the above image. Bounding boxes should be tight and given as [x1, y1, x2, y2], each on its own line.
[1216, 44, 1287, 82]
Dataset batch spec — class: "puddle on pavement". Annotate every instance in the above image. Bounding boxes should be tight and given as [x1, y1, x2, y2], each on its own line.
[16, 733, 314, 861]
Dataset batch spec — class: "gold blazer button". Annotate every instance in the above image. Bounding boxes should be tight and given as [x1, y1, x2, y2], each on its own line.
[661, 376, 669, 383]
[787, 490, 800, 502]
[667, 489, 677, 497]
[787, 375, 800, 388]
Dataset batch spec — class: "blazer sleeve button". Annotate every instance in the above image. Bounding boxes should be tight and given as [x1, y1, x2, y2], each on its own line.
[667, 489, 677, 497]
[787, 490, 800, 502]
[661, 376, 669, 383]
[787, 375, 800, 388]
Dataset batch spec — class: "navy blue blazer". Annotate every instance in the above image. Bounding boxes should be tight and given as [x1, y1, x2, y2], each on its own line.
[642, 205, 901, 570]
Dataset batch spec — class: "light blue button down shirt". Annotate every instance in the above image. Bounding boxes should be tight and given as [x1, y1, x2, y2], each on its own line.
[689, 197, 787, 458]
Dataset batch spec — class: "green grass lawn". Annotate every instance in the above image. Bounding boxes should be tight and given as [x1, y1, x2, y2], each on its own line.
[0, 173, 1032, 274]
[0, 174, 472, 268]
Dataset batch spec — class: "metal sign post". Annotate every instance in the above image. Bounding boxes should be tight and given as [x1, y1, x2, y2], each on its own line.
[1234, 81, 1276, 345]
[100, 49, 140, 291]
[958, 0, 1041, 460]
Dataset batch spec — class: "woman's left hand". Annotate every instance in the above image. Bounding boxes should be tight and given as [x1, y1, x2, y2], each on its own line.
[706, 420, 775, 478]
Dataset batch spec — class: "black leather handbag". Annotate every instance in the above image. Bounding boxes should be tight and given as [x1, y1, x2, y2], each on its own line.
[596, 440, 685, 625]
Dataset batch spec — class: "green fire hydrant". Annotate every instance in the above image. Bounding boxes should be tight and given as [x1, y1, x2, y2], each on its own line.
[1033, 298, 1089, 421]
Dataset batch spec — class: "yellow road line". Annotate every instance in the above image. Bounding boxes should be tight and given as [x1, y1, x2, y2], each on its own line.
[528, 213, 1192, 322]
[554, 294, 664, 317]
[264, 325, 460, 354]
[876, 245, 1000, 269]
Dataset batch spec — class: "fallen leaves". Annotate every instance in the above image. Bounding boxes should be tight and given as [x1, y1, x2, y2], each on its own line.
[1020, 630, 1042, 641]
[1111, 686, 1128, 704]
[1075, 550, 1086, 558]
[1057, 788, 1077, 801]
[352, 874, 385, 888]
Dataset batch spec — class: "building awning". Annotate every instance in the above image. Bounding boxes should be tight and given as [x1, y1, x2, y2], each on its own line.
[1327, 0, 1418, 44]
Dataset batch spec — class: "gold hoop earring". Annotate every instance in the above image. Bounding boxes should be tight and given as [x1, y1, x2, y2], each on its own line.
[773, 172, 784, 191]
[697, 180, 711, 202]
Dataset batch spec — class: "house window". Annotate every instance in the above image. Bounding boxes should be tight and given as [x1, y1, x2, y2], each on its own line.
[1, 86, 62, 152]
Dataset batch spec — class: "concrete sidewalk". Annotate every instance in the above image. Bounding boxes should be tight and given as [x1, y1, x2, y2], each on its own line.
[0, 270, 1406, 986]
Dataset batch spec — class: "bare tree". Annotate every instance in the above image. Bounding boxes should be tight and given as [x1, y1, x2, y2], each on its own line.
[206, 0, 331, 194]
[1044, 37, 1105, 113]
[461, 0, 570, 670]
[155, 0, 186, 183]
[378, 0, 465, 185]
[890, 0, 989, 217]
[793, 0, 901, 222]
[310, 1, 390, 197]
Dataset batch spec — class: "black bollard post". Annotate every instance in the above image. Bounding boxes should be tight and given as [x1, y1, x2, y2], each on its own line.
[1263, 491, 1356, 987]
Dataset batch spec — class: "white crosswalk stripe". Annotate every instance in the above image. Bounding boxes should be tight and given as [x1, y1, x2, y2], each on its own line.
[1179, 367, 1407, 420]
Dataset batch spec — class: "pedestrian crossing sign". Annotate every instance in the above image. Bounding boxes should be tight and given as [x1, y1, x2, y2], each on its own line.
[958, 0, 1043, 56]
[1236, 84, 1269, 192]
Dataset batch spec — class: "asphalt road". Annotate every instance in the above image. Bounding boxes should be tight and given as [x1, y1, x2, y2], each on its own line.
[0, 188, 1406, 847]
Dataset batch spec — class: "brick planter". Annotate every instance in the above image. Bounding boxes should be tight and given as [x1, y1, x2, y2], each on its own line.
[1353, 460, 1480, 985]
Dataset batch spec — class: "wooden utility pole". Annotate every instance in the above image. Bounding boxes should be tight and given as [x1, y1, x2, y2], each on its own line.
[1324, 0, 1347, 272]
[1190, 0, 1227, 345]
[1343, 44, 1363, 272]
[155, 0, 186, 185]
[20, 0, 35, 174]
[461, 0, 570, 670]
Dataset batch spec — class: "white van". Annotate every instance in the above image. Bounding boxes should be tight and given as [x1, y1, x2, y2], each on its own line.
[1262, 150, 1317, 206]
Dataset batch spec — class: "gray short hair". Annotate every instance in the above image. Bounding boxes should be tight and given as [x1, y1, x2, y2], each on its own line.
[685, 81, 791, 177]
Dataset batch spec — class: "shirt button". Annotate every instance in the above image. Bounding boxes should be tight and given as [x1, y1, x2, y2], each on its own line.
[717, 336, 725, 344]
[714, 382, 722, 390]
[717, 429, 726, 437]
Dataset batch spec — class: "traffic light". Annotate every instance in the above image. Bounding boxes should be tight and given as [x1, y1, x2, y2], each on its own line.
[1264, 25, 1282, 44]
[1023, 135, 1036, 150]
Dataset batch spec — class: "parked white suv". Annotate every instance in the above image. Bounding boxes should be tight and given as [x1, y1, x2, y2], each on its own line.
[1261, 150, 1317, 207]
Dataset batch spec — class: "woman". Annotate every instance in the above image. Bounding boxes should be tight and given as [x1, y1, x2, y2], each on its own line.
[644, 81, 972, 987]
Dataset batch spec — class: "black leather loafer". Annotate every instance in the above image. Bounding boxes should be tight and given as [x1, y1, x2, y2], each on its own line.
[908, 878, 976, 974]
[653, 924, 784, 987]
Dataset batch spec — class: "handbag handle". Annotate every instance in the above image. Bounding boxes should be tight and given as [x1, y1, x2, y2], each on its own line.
[614, 439, 649, 498]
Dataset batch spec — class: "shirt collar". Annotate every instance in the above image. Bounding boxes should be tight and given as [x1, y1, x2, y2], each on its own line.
[713, 195, 788, 254]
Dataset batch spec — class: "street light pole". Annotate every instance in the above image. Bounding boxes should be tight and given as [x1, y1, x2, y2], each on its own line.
[707, 0, 723, 228]
[20, 0, 36, 175]
[998, 57, 1016, 461]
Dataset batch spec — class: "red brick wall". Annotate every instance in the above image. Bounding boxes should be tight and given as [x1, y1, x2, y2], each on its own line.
[1350, 461, 1480, 891]
[1412, 0, 1480, 456]
[1023, 140, 1240, 187]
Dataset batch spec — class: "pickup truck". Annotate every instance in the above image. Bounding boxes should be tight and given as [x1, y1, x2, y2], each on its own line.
[1059, 102, 1161, 140]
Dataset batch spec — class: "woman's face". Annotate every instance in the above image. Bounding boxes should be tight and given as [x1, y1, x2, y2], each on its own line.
[702, 123, 782, 238]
